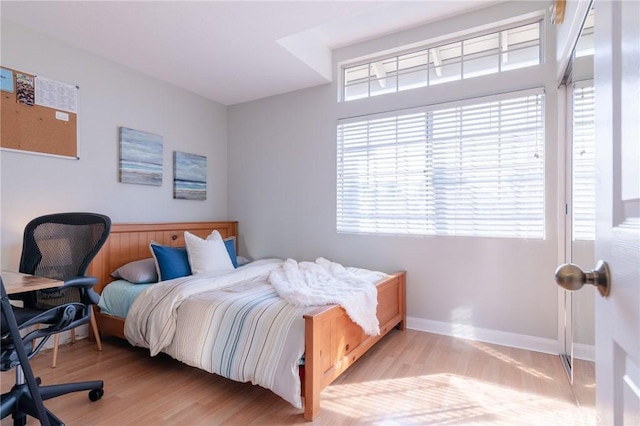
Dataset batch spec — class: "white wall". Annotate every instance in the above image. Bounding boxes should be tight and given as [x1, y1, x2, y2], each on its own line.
[228, 1, 564, 350]
[0, 19, 228, 270]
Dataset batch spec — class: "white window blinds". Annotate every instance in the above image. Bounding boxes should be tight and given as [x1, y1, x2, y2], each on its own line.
[337, 88, 545, 238]
[572, 82, 595, 240]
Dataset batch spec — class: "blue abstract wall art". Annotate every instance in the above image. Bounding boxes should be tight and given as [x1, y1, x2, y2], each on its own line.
[173, 151, 207, 200]
[119, 127, 163, 186]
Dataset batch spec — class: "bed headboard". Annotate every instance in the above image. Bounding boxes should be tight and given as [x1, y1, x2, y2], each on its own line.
[88, 221, 238, 294]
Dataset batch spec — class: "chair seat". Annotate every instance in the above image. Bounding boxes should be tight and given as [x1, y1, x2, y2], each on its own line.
[0, 307, 42, 333]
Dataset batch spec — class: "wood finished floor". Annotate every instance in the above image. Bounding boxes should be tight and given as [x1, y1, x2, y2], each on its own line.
[1, 330, 596, 425]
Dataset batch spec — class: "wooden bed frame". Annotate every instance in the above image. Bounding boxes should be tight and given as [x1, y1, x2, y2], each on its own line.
[88, 221, 406, 421]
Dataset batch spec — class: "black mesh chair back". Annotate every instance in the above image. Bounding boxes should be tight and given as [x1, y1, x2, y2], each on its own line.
[20, 213, 109, 279]
[17, 213, 111, 313]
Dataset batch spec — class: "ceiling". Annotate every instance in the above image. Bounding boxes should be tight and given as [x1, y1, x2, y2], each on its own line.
[1, 1, 501, 106]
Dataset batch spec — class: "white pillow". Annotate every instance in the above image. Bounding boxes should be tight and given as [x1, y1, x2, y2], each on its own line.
[184, 230, 234, 274]
[236, 255, 252, 267]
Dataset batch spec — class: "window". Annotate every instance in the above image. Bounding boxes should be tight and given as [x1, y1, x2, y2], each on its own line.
[572, 82, 595, 240]
[342, 21, 541, 102]
[337, 89, 545, 238]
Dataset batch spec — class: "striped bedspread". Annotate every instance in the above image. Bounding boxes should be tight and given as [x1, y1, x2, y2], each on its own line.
[125, 259, 311, 408]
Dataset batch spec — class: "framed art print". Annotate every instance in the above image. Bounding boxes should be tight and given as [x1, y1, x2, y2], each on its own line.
[119, 127, 163, 186]
[173, 151, 206, 200]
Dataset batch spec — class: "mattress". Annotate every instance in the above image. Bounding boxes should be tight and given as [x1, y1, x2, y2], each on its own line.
[97, 261, 386, 320]
[97, 279, 152, 318]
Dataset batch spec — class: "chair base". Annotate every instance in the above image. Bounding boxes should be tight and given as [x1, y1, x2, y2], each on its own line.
[1, 378, 104, 426]
[1, 383, 64, 426]
[40, 380, 104, 402]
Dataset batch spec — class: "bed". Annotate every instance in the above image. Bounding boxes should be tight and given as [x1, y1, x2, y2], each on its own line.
[88, 221, 406, 420]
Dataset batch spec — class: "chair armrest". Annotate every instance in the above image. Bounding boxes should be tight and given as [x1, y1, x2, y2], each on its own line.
[87, 289, 100, 305]
[61, 276, 100, 305]
[7, 303, 86, 361]
[19, 304, 81, 331]
[62, 276, 98, 288]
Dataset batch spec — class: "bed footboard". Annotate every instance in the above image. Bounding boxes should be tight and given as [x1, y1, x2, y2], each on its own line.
[303, 271, 406, 420]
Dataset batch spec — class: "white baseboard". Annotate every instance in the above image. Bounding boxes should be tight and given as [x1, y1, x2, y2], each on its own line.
[573, 343, 595, 362]
[406, 316, 560, 355]
[41, 320, 591, 361]
[40, 324, 89, 349]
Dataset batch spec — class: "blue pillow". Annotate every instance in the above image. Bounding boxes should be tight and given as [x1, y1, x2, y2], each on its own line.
[224, 237, 238, 268]
[150, 242, 192, 281]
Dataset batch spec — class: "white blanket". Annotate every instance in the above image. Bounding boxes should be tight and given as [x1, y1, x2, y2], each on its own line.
[269, 258, 381, 336]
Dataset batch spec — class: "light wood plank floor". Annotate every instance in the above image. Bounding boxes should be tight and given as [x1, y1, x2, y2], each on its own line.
[1, 330, 596, 425]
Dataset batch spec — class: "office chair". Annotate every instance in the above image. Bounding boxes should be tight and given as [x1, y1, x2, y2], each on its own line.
[13, 212, 111, 367]
[1, 276, 104, 426]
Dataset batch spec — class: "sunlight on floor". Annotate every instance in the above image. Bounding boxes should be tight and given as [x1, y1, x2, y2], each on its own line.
[322, 373, 594, 425]
[467, 340, 553, 380]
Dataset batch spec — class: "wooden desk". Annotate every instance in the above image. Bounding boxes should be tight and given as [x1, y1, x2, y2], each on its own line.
[1, 271, 63, 295]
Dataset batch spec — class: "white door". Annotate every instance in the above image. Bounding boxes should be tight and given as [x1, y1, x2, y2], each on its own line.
[594, 0, 640, 424]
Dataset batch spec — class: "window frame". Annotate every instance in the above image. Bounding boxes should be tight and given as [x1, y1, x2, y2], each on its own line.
[339, 18, 544, 103]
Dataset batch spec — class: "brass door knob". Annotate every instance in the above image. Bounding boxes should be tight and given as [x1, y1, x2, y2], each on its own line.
[555, 260, 611, 297]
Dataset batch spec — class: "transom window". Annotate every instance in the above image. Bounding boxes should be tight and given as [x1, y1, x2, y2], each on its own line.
[342, 21, 541, 102]
[337, 89, 545, 238]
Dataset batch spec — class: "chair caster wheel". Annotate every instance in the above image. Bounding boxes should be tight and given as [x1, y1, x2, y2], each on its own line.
[89, 388, 104, 401]
[35, 377, 42, 385]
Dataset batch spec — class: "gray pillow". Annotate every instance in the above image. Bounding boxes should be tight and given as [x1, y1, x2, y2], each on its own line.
[111, 258, 158, 284]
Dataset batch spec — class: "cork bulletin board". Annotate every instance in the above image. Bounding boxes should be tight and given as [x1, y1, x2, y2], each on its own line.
[0, 66, 78, 159]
